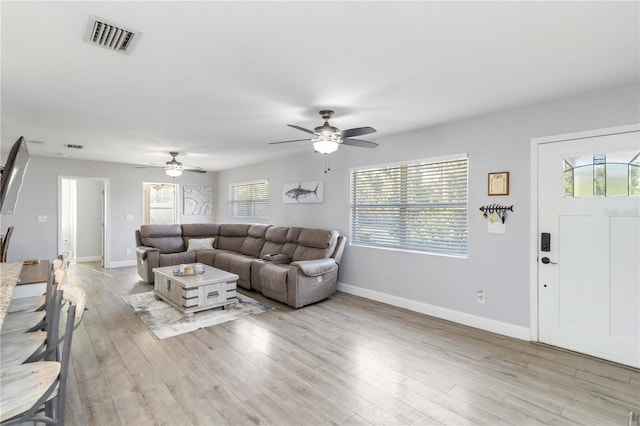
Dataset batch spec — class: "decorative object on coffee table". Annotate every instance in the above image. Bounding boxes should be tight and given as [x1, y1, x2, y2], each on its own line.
[153, 264, 238, 317]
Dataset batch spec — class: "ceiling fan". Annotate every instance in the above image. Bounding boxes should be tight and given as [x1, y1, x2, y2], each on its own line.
[269, 110, 378, 154]
[136, 152, 206, 177]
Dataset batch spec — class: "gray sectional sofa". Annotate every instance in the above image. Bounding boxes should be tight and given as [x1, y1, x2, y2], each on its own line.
[135, 223, 346, 308]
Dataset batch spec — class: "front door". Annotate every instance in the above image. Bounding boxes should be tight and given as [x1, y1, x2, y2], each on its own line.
[538, 128, 639, 367]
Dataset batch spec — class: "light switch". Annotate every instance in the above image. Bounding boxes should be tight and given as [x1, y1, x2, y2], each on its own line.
[37, 215, 47, 223]
[126, 214, 133, 221]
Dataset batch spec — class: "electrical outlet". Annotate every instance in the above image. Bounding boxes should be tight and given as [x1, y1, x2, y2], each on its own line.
[126, 248, 132, 255]
[476, 290, 485, 304]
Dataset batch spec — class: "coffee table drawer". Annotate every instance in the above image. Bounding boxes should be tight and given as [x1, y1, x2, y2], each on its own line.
[183, 281, 236, 309]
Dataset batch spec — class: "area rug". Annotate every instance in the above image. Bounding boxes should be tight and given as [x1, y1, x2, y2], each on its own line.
[122, 291, 274, 339]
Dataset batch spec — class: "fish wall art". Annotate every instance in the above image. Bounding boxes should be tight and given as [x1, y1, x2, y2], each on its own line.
[282, 181, 325, 204]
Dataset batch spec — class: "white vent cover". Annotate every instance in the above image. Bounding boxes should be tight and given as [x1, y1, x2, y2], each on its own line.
[84, 15, 140, 54]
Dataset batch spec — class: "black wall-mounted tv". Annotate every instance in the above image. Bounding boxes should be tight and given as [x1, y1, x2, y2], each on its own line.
[0, 136, 30, 215]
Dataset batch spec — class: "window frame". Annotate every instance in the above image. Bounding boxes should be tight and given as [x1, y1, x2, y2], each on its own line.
[142, 182, 179, 225]
[349, 153, 468, 258]
[228, 179, 270, 219]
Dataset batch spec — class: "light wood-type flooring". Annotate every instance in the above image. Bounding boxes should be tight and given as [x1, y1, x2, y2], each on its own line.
[58, 262, 638, 426]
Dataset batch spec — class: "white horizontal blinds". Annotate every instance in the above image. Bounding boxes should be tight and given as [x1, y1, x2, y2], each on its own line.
[229, 180, 269, 218]
[350, 157, 468, 256]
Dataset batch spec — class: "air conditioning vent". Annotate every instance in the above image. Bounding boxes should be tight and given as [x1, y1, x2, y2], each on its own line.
[64, 144, 84, 150]
[84, 15, 140, 55]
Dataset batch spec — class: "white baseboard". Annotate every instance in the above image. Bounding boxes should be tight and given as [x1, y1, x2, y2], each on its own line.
[75, 256, 102, 263]
[337, 282, 530, 341]
[107, 260, 137, 268]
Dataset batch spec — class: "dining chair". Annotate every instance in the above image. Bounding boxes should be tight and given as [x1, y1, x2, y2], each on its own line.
[0, 284, 87, 426]
[0, 261, 67, 368]
[0, 226, 14, 262]
[7, 258, 66, 314]
[1, 267, 66, 335]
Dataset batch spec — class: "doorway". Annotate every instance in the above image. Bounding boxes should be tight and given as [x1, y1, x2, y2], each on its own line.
[142, 182, 178, 225]
[59, 176, 108, 267]
[531, 124, 639, 368]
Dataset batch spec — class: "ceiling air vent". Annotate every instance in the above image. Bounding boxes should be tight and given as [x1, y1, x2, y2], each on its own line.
[84, 15, 141, 55]
[64, 144, 84, 150]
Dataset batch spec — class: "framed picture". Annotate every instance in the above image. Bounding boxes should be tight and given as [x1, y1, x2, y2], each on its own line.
[183, 185, 213, 214]
[488, 172, 509, 196]
[282, 181, 324, 204]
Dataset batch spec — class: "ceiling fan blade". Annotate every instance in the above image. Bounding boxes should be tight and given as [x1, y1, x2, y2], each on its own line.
[287, 124, 317, 135]
[341, 126, 377, 138]
[135, 165, 163, 169]
[269, 138, 312, 145]
[184, 168, 207, 174]
[341, 138, 379, 149]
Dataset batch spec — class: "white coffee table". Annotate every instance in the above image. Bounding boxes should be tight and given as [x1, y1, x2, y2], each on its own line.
[153, 264, 238, 317]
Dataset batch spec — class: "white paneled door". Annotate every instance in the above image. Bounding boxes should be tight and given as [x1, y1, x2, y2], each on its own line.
[538, 129, 640, 368]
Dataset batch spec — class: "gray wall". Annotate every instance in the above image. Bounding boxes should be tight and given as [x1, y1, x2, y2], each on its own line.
[215, 84, 640, 329]
[0, 157, 216, 266]
[75, 179, 103, 261]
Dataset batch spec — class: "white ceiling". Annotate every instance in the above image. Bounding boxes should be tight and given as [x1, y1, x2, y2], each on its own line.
[1, 1, 638, 172]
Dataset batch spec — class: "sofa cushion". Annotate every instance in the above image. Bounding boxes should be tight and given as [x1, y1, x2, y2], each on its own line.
[182, 223, 219, 244]
[240, 237, 264, 258]
[292, 229, 339, 261]
[298, 228, 337, 249]
[240, 225, 269, 257]
[187, 238, 215, 251]
[260, 263, 289, 303]
[213, 251, 253, 289]
[217, 224, 250, 252]
[159, 251, 196, 266]
[220, 223, 251, 237]
[248, 224, 271, 238]
[259, 227, 289, 257]
[282, 227, 302, 258]
[194, 249, 221, 266]
[140, 224, 184, 254]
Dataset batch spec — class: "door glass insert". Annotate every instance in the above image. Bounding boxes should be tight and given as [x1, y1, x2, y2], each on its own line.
[563, 151, 640, 197]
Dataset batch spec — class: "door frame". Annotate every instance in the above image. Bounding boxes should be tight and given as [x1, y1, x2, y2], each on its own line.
[57, 175, 110, 268]
[529, 123, 640, 341]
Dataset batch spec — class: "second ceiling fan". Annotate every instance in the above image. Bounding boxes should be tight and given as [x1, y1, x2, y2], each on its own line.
[270, 110, 378, 154]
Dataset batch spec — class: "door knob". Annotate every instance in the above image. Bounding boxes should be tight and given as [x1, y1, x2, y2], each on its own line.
[541, 257, 557, 265]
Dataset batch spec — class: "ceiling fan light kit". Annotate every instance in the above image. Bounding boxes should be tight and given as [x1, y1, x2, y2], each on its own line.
[135, 152, 206, 176]
[165, 165, 183, 177]
[270, 110, 378, 154]
[313, 140, 339, 154]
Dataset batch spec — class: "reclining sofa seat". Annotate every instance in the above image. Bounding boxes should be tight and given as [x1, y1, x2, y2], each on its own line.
[135, 224, 196, 283]
[210, 224, 270, 289]
[256, 227, 342, 307]
[135, 223, 346, 308]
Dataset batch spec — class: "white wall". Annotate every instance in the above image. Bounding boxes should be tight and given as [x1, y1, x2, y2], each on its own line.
[215, 84, 640, 333]
[0, 157, 216, 266]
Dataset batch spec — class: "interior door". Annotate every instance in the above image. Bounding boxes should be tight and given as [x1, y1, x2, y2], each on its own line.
[538, 130, 639, 368]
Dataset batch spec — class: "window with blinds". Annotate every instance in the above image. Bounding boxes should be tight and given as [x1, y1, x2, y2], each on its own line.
[228, 180, 269, 218]
[350, 155, 468, 257]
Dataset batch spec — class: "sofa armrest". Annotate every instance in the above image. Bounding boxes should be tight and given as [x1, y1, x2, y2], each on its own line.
[136, 246, 160, 284]
[290, 258, 338, 277]
[136, 246, 160, 260]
